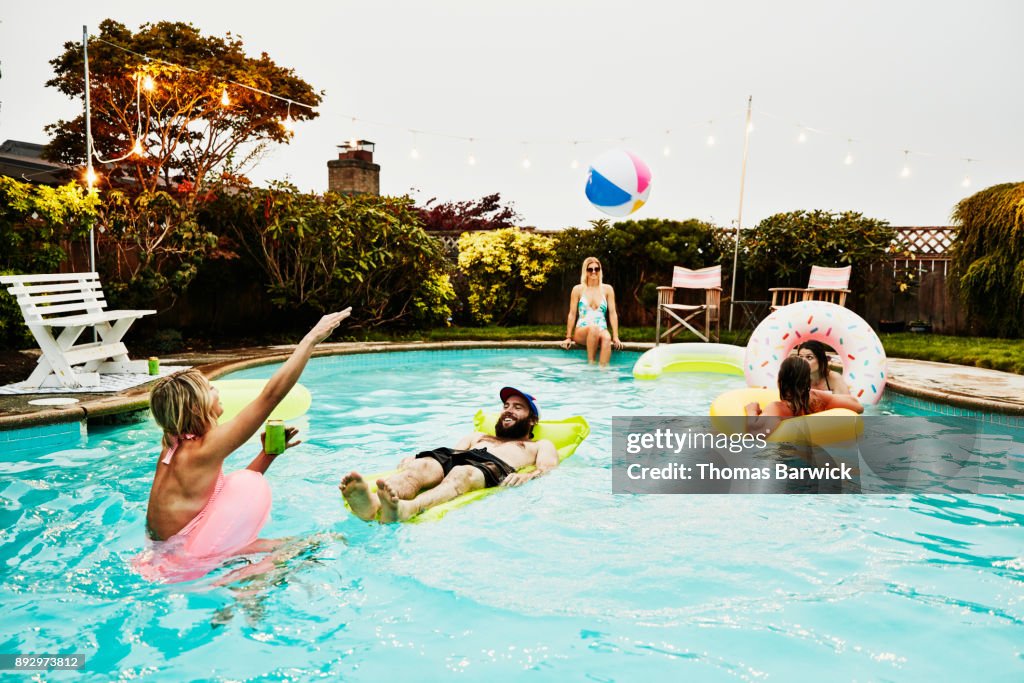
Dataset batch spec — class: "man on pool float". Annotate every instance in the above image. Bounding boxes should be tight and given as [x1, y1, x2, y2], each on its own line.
[340, 387, 558, 523]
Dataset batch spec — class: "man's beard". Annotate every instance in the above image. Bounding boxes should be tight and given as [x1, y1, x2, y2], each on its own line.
[495, 413, 532, 439]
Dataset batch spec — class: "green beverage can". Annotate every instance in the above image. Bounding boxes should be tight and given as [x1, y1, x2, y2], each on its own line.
[265, 420, 286, 455]
[148, 357, 159, 375]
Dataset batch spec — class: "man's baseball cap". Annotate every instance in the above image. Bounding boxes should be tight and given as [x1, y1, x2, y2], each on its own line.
[499, 387, 539, 418]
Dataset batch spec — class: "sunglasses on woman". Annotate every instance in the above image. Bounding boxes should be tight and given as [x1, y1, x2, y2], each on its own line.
[587, 266, 601, 272]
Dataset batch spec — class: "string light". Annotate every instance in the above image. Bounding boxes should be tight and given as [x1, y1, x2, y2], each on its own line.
[280, 102, 294, 133]
[84, 167, 99, 188]
[961, 158, 972, 188]
[84, 35, 1014, 197]
[348, 117, 358, 149]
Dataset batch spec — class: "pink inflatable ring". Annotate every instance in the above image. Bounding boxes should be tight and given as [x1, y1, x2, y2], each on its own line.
[744, 300, 887, 405]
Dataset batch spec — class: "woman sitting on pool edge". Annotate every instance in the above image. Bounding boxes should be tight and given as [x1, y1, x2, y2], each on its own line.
[560, 256, 623, 366]
[744, 356, 863, 436]
[795, 340, 850, 394]
[141, 309, 350, 573]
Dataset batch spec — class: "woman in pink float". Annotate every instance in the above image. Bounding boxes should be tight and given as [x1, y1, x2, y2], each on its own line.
[136, 308, 350, 582]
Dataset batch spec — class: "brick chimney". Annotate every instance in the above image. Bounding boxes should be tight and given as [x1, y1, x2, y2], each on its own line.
[328, 140, 380, 195]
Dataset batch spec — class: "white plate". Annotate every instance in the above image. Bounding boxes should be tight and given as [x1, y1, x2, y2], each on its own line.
[27, 397, 81, 406]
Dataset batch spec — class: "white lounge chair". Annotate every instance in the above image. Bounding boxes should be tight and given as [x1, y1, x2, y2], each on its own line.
[0, 272, 155, 389]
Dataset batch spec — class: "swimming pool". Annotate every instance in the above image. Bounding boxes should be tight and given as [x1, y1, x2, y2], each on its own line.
[1, 349, 1021, 680]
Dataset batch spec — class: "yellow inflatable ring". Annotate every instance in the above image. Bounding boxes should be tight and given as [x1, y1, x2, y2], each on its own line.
[358, 410, 590, 523]
[710, 387, 863, 446]
[211, 379, 312, 423]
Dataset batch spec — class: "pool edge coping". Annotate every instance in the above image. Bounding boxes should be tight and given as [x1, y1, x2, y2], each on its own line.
[2, 340, 1023, 430]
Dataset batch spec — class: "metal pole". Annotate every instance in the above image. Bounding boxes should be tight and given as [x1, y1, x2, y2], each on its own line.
[728, 96, 753, 332]
[83, 25, 95, 275]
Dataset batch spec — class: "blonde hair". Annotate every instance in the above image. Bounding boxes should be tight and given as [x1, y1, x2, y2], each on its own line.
[150, 369, 218, 449]
[579, 256, 604, 286]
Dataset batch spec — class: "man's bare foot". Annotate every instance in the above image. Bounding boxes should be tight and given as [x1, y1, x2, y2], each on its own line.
[377, 479, 415, 523]
[340, 472, 379, 521]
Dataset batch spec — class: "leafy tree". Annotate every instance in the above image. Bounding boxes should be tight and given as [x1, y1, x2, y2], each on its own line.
[949, 182, 1024, 336]
[740, 210, 897, 300]
[416, 193, 520, 232]
[44, 19, 321, 193]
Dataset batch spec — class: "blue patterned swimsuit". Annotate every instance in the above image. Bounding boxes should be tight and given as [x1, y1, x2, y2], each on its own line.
[576, 290, 608, 330]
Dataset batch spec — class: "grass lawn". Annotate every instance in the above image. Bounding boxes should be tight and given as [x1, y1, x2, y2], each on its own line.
[351, 326, 1024, 374]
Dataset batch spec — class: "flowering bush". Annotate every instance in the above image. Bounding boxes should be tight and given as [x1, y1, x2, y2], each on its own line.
[457, 228, 555, 324]
[0, 178, 99, 347]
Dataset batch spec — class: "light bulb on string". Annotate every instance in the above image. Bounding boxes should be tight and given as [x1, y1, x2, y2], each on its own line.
[142, 74, 155, 92]
[280, 102, 294, 133]
[467, 138, 476, 166]
[706, 121, 715, 147]
[900, 150, 911, 178]
[746, 120, 754, 134]
[220, 87, 231, 106]
[84, 167, 99, 188]
[349, 117, 358, 149]
[797, 126, 807, 143]
[409, 131, 419, 160]
[662, 129, 671, 157]
[843, 139, 854, 166]
[570, 141, 579, 169]
[131, 139, 145, 156]
[521, 143, 531, 170]
[961, 158, 972, 188]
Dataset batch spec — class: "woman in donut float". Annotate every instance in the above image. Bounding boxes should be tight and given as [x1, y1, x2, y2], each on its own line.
[743, 355, 863, 437]
[134, 308, 351, 582]
[745, 300, 886, 404]
[711, 301, 884, 445]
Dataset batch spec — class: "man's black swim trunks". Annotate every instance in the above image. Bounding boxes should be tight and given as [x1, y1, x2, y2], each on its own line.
[415, 447, 517, 488]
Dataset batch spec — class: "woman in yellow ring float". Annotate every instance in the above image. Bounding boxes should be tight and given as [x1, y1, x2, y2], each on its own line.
[711, 356, 863, 445]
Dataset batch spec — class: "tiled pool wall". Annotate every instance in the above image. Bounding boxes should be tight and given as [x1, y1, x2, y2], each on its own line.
[0, 420, 86, 454]
[884, 390, 1024, 427]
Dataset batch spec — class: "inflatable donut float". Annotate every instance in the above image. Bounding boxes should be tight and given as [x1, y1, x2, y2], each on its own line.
[744, 301, 886, 405]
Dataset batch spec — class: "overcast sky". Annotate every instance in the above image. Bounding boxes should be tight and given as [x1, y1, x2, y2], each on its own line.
[1, 1, 1021, 229]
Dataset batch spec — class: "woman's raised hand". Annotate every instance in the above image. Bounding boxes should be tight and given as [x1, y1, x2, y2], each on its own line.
[306, 308, 352, 345]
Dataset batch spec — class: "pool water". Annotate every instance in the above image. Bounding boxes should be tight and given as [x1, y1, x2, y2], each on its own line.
[1, 349, 1021, 681]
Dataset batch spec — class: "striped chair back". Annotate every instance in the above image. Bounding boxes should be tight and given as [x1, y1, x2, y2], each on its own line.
[672, 265, 721, 290]
[807, 265, 851, 289]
